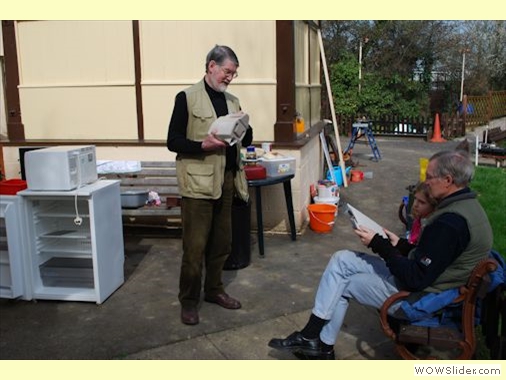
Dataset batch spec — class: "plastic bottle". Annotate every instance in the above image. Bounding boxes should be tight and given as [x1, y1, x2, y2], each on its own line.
[293, 112, 305, 134]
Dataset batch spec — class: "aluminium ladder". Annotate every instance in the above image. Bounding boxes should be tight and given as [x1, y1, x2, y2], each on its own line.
[345, 121, 382, 161]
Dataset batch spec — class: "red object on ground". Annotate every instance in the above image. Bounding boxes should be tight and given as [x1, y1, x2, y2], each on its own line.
[430, 113, 446, 143]
[350, 170, 364, 182]
[244, 165, 266, 180]
[0, 179, 28, 195]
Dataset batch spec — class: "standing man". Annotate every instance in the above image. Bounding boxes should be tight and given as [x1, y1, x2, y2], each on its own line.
[268, 150, 493, 359]
[167, 45, 253, 325]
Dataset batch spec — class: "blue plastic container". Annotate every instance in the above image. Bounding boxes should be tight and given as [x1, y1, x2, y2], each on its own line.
[326, 166, 351, 186]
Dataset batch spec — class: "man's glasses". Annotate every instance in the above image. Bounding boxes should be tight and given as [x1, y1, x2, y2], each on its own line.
[219, 65, 238, 79]
[425, 173, 442, 181]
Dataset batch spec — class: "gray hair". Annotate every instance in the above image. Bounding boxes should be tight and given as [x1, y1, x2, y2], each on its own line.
[205, 45, 239, 72]
[429, 150, 474, 187]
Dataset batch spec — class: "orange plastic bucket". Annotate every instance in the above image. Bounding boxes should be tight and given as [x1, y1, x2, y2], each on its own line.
[307, 203, 336, 233]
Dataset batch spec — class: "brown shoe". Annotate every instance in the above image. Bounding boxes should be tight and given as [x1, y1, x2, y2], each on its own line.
[181, 306, 199, 325]
[204, 293, 242, 309]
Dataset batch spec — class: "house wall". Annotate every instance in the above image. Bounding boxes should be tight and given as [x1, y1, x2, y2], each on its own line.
[139, 21, 277, 141]
[16, 21, 138, 140]
[0, 26, 7, 139]
[15, 20, 277, 142]
[294, 21, 321, 135]
[2, 20, 325, 234]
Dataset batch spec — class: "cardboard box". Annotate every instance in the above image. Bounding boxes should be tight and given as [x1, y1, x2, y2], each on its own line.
[259, 157, 296, 177]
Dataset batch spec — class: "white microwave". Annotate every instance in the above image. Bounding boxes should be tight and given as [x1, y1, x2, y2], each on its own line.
[24, 146, 98, 191]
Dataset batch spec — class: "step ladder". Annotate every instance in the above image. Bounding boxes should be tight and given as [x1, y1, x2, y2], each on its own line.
[345, 121, 382, 161]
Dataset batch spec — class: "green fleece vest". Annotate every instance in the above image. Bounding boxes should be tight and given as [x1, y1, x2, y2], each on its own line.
[176, 79, 244, 200]
[422, 192, 493, 292]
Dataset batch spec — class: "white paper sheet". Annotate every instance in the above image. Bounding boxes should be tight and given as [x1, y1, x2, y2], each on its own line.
[346, 203, 387, 238]
[96, 160, 141, 174]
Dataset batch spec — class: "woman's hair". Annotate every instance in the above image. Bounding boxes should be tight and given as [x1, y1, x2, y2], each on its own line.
[414, 182, 438, 209]
[205, 45, 239, 72]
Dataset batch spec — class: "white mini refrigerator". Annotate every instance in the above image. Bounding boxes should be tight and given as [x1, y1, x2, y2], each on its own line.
[13, 180, 125, 304]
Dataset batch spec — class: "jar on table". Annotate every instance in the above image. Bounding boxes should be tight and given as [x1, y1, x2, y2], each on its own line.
[245, 146, 257, 166]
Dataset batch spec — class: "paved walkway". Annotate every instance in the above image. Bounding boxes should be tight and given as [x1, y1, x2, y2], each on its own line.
[0, 135, 468, 360]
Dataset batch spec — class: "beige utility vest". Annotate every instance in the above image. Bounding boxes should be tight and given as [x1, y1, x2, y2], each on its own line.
[176, 79, 243, 200]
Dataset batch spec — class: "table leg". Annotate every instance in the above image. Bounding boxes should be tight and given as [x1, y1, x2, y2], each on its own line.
[254, 187, 264, 256]
[283, 179, 296, 241]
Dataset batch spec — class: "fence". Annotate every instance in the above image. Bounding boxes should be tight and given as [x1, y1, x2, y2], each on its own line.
[330, 91, 505, 139]
[462, 91, 506, 129]
[335, 113, 480, 140]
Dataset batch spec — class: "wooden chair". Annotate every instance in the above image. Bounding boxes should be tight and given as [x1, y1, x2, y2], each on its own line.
[379, 258, 498, 360]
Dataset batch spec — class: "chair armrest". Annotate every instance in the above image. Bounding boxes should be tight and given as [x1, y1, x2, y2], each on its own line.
[379, 290, 411, 340]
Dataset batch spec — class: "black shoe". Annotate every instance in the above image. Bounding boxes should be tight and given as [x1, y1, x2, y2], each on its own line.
[293, 349, 335, 360]
[181, 306, 199, 325]
[204, 293, 242, 309]
[268, 331, 321, 355]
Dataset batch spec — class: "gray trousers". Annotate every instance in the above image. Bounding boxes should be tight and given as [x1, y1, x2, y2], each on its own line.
[314, 250, 401, 345]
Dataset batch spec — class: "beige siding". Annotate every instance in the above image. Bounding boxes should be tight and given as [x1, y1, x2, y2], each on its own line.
[13, 20, 280, 141]
[294, 21, 321, 132]
[20, 87, 138, 139]
[140, 20, 277, 141]
[16, 21, 137, 140]
[294, 21, 309, 84]
[295, 21, 310, 127]
[142, 83, 276, 141]
[140, 21, 276, 82]
[309, 28, 322, 126]
[17, 21, 134, 85]
[0, 25, 6, 139]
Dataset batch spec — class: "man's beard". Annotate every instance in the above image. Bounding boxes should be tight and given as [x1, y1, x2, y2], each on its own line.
[216, 82, 228, 92]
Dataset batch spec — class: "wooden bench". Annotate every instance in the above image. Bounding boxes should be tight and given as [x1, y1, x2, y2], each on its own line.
[379, 258, 499, 360]
[101, 161, 182, 231]
[483, 127, 506, 144]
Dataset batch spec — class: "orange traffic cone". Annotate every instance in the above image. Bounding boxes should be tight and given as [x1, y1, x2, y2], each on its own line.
[430, 113, 446, 143]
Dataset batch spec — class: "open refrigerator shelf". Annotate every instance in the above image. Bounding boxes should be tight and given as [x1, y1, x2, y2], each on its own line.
[30, 199, 89, 216]
[39, 257, 94, 289]
[35, 238, 92, 256]
[35, 212, 90, 219]
[40, 230, 91, 239]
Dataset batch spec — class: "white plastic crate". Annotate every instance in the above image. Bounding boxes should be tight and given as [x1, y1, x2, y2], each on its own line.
[259, 157, 296, 177]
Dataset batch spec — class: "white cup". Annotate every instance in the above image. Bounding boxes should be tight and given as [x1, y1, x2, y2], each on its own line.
[261, 142, 272, 153]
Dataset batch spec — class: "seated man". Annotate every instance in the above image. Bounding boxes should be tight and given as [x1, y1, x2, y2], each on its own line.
[268, 150, 493, 359]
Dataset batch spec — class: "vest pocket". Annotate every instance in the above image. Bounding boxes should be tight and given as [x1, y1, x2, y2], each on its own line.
[191, 108, 214, 140]
[192, 108, 213, 119]
[187, 163, 214, 196]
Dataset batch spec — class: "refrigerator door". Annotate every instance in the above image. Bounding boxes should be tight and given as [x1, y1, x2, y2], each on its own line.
[0, 196, 30, 299]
